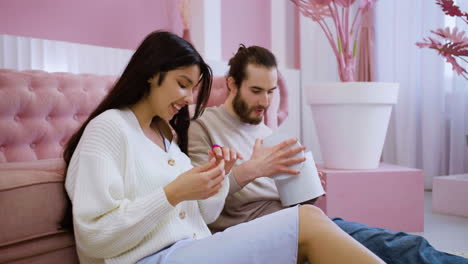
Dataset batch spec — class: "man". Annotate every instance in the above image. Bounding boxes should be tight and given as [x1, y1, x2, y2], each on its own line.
[188, 44, 467, 264]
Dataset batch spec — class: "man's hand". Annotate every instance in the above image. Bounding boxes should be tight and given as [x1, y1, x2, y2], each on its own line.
[209, 146, 243, 175]
[318, 170, 326, 198]
[318, 170, 326, 190]
[233, 137, 306, 187]
[291, 169, 326, 206]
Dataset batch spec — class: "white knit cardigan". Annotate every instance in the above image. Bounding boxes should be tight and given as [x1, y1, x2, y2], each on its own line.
[65, 108, 229, 264]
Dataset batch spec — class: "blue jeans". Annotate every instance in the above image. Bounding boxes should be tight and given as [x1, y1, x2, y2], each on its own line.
[333, 218, 468, 264]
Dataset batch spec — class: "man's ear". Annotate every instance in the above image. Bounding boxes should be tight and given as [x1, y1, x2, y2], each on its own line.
[227, 76, 238, 95]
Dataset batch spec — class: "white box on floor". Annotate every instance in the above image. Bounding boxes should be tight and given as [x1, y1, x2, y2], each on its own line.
[432, 174, 468, 217]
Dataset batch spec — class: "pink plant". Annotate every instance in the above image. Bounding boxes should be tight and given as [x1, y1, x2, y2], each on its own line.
[290, 0, 377, 81]
[416, 0, 468, 80]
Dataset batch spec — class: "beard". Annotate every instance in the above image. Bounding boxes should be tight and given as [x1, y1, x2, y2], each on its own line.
[232, 91, 266, 125]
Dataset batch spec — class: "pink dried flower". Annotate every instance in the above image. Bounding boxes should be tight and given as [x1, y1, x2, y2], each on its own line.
[335, 0, 357, 8]
[436, 0, 465, 17]
[441, 42, 468, 57]
[290, 0, 377, 81]
[416, 37, 443, 50]
[293, 0, 331, 22]
[443, 54, 467, 75]
[417, 37, 468, 75]
[308, 0, 332, 5]
[359, 0, 377, 11]
[417, 1, 468, 80]
[432, 27, 468, 43]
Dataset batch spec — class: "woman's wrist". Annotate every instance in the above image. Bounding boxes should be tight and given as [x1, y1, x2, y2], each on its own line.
[164, 182, 183, 206]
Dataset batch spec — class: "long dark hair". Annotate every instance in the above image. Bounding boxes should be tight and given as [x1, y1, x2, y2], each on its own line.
[60, 31, 212, 230]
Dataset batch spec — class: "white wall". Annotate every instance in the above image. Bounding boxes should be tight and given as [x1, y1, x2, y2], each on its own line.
[278, 68, 302, 139]
[189, 0, 222, 62]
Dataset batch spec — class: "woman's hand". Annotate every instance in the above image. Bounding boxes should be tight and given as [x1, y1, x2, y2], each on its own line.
[164, 158, 225, 206]
[209, 146, 243, 175]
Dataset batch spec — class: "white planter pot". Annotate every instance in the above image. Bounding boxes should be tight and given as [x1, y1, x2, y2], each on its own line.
[307, 82, 399, 169]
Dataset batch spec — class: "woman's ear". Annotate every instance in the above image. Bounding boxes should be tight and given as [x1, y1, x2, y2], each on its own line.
[147, 73, 160, 85]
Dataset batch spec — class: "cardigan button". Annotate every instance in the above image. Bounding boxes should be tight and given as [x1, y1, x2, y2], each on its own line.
[179, 211, 186, 219]
[168, 159, 175, 166]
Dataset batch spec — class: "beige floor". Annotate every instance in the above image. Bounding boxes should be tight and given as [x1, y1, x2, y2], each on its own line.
[409, 192, 468, 255]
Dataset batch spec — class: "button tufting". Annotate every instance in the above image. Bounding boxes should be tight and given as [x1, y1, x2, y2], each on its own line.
[30, 143, 36, 149]
[14, 116, 20, 122]
[46, 116, 51, 121]
[0, 146, 4, 152]
[73, 114, 78, 120]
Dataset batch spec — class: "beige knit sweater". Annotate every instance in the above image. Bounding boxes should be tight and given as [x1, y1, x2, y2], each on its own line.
[188, 105, 283, 232]
[65, 108, 229, 264]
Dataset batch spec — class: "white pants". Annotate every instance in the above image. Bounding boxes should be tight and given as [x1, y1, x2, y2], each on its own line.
[137, 206, 299, 264]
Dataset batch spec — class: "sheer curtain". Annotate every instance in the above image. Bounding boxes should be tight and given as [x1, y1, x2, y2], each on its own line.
[376, 0, 468, 189]
[356, 10, 375, 82]
[0, 34, 133, 75]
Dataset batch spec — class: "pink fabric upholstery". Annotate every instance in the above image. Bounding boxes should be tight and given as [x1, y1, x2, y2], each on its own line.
[205, 76, 230, 108]
[0, 69, 114, 263]
[0, 158, 65, 174]
[0, 170, 66, 245]
[0, 70, 288, 164]
[273, 71, 289, 127]
[0, 69, 289, 263]
[1, 232, 77, 264]
[0, 69, 115, 163]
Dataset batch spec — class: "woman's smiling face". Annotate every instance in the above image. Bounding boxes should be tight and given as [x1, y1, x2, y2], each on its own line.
[147, 65, 201, 121]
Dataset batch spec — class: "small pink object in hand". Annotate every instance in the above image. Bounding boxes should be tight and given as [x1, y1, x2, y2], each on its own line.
[211, 144, 222, 150]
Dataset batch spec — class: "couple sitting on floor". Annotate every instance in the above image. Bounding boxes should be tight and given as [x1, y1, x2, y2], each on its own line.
[63, 30, 467, 264]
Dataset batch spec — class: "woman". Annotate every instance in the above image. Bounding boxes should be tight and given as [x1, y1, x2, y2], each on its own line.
[63, 31, 385, 264]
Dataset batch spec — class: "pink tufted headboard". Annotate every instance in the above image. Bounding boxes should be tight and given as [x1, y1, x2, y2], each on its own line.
[0, 69, 115, 163]
[0, 69, 288, 163]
